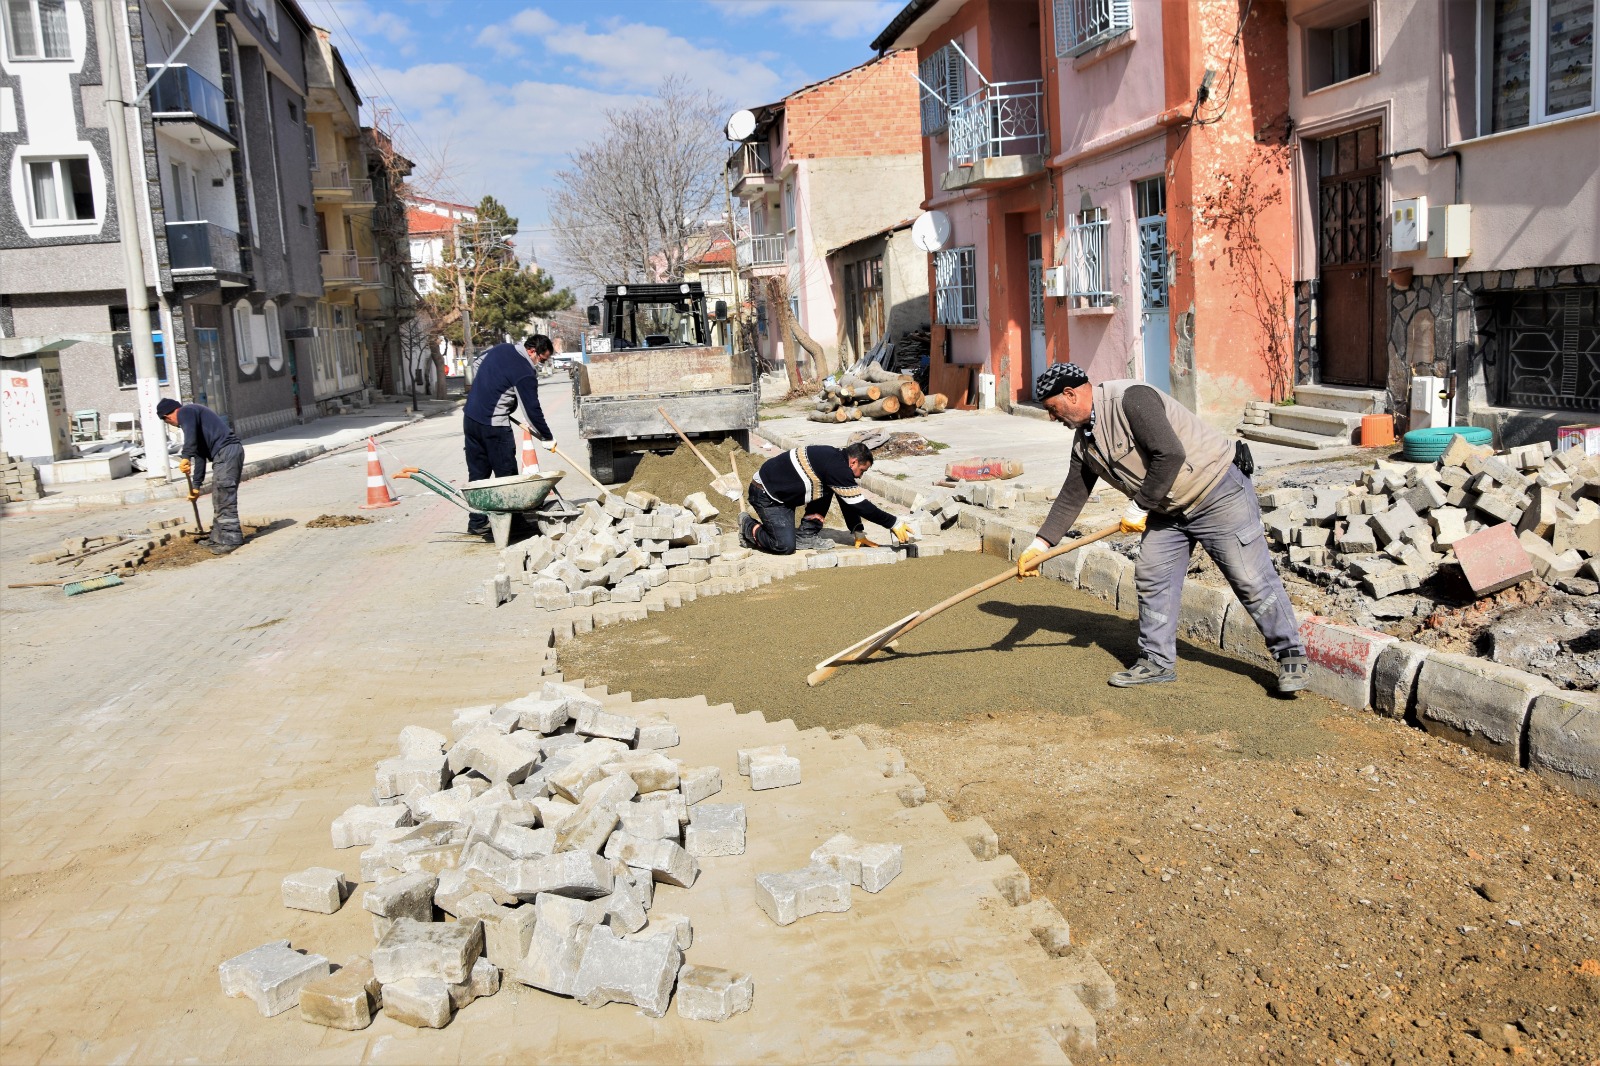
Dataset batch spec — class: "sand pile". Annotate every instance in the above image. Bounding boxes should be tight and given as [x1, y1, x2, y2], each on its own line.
[621, 441, 752, 519]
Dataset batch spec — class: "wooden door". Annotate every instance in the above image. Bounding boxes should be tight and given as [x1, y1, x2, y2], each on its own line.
[1316, 126, 1385, 388]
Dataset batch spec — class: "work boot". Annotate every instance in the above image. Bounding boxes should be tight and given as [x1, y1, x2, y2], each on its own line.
[1108, 658, 1176, 687]
[208, 543, 237, 556]
[1276, 652, 1311, 694]
[738, 514, 760, 551]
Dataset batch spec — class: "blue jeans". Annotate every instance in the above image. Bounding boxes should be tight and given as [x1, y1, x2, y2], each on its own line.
[1133, 465, 1304, 670]
[463, 417, 517, 534]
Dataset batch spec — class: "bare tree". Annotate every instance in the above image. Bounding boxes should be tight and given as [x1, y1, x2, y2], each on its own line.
[550, 78, 728, 296]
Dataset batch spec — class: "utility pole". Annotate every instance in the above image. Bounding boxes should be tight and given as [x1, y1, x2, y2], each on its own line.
[92, 0, 169, 481]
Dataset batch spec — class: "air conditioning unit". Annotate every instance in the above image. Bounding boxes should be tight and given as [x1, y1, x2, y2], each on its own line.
[1043, 266, 1068, 298]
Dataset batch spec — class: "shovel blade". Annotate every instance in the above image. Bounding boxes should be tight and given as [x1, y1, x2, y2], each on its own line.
[711, 474, 741, 500]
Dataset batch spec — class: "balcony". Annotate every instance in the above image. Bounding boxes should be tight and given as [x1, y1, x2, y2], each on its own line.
[147, 64, 234, 151]
[727, 141, 778, 201]
[167, 221, 245, 280]
[321, 250, 380, 288]
[348, 178, 374, 204]
[942, 80, 1049, 192]
[736, 234, 787, 274]
[312, 162, 352, 201]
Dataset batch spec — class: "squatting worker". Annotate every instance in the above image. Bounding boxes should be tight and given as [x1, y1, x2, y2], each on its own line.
[741, 443, 915, 555]
[1016, 363, 1311, 694]
[157, 397, 244, 556]
[461, 334, 555, 538]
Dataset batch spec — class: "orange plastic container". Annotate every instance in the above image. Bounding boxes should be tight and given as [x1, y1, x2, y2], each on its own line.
[1360, 414, 1396, 448]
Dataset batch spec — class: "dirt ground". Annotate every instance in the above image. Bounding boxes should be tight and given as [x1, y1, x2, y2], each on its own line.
[559, 552, 1600, 1065]
[141, 523, 277, 570]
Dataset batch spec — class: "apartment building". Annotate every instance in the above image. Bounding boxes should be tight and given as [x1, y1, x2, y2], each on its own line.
[726, 51, 924, 376]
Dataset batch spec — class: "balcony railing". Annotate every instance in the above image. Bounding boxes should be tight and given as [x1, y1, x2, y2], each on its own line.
[736, 234, 786, 268]
[167, 221, 242, 275]
[348, 178, 374, 204]
[948, 80, 1048, 168]
[312, 163, 351, 192]
[322, 250, 380, 285]
[727, 141, 772, 186]
[146, 64, 230, 134]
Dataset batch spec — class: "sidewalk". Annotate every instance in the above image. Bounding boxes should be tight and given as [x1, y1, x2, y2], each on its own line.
[2, 399, 461, 515]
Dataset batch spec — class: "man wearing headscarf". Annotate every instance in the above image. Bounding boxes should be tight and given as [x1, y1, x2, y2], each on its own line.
[1017, 364, 1309, 693]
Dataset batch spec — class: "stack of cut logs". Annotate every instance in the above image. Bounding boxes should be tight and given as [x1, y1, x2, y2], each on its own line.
[810, 365, 948, 424]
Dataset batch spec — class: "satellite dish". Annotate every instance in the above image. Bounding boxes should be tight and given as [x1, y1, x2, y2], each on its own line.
[911, 210, 952, 253]
[726, 109, 757, 141]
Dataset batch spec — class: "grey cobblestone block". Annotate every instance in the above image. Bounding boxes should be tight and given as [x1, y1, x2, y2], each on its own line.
[806, 552, 839, 568]
[954, 818, 999, 860]
[298, 957, 380, 1030]
[603, 750, 678, 793]
[449, 732, 537, 786]
[603, 831, 699, 886]
[597, 886, 648, 934]
[472, 901, 537, 968]
[551, 798, 621, 856]
[219, 940, 332, 1017]
[398, 726, 448, 759]
[1371, 641, 1430, 720]
[331, 804, 413, 849]
[1077, 549, 1126, 606]
[628, 911, 691, 951]
[1017, 898, 1072, 957]
[574, 704, 640, 744]
[984, 854, 1032, 905]
[1176, 582, 1233, 649]
[1416, 651, 1553, 763]
[754, 864, 852, 925]
[374, 755, 449, 799]
[511, 893, 601, 997]
[748, 752, 802, 790]
[499, 695, 568, 734]
[618, 802, 681, 841]
[685, 803, 746, 857]
[676, 964, 754, 1022]
[1057, 946, 1119, 1012]
[635, 791, 688, 826]
[634, 716, 680, 750]
[573, 926, 682, 1017]
[547, 739, 631, 801]
[737, 744, 786, 774]
[381, 976, 453, 1028]
[362, 871, 438, 923]
[1526, 690, 1600, 798]
[281, 867, 347, 913]
[507, 850, 615, 900]
[810, 833, 902, 892]
[372, 917, 483, 985]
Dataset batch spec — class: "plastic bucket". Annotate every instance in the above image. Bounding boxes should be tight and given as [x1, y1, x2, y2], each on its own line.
[1360, 414, 1395, 448]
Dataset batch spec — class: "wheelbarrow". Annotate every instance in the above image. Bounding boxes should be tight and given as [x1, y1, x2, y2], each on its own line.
[396, 466, 568, 548]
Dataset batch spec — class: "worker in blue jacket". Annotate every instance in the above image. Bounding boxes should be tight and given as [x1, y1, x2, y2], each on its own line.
[157, 397, 244, 555]
[742, 442, 914, 554]
[462, 334, 554, 538]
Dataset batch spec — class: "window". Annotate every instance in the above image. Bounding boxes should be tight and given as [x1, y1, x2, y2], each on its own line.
[5, 0, 69, 60]
[1307, 15, 1373, 90]
[233, 299, 257, 372]
[286, 100, 297, 122]
[110, 309, 169, 386]
[1054, 0, 1132, 57]
[298, 204, 309, 227]
[24, 157, 94, 223]
[1068, 207, 1112, 306]
[1493, 287, 1599, 411]
[934, 246, 978, 326]
[263, 300, 284, 372]
[918, 44, 968, 135]
[1481, 0, 1596, 132]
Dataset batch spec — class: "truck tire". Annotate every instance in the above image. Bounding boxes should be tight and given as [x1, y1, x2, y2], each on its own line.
[732, 429, 752, 454]
[588, 439, 615, 485]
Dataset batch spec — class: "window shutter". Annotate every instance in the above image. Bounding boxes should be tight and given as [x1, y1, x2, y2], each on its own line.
[945, 43, 966, 107]
[1111, 0, 1131, 34]
[919, 50, 949, 135]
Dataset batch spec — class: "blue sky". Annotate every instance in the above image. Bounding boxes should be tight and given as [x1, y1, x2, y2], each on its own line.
[301, 0, 904, 284]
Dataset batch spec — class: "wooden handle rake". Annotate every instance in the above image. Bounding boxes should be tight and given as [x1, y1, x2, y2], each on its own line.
[806, 523, 1121, 686]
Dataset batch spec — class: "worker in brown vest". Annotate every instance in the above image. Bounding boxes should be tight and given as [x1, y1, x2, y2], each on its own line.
[1017, 363, 1310, 694]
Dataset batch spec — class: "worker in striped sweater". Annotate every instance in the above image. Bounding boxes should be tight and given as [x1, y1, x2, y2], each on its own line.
[741, 443, 915, 555]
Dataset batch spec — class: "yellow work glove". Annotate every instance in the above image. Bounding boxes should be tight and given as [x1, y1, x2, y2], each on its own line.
[188, 488, 202, 502]
[889, 521, 914, 544]
[1017, 536, 1050, 579]
[854, 535, 879, 548]
[1119, 503, 1148, 535]
[178, 458, 191, 475]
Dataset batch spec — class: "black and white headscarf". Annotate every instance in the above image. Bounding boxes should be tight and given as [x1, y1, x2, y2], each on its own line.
[1035, 362, 1096, 437]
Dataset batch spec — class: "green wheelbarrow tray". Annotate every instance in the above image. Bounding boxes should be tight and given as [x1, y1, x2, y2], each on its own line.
[396, 466, 567, 549]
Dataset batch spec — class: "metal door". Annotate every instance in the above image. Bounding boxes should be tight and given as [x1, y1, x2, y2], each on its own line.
[1027, 232, 1047, 389]
[1135, 178, 1170, 393]
[1316, 126, 1386, 387]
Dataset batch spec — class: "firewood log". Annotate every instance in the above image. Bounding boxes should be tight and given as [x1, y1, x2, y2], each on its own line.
[808, 410, 848, 423]
[857, 397, 901, 419]
[920, 393, 948, 413]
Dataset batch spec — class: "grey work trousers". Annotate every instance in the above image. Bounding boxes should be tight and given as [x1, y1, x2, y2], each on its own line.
[208, 442, 245, 547]
[1133, 464, 1302, 671]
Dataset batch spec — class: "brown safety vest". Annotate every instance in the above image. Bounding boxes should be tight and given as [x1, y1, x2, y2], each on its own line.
[1073, 380, 1235, 514]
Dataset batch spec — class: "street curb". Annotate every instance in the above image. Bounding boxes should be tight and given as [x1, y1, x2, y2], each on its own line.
[0, 402, 461, 516]
[753, 422, 1598, 800]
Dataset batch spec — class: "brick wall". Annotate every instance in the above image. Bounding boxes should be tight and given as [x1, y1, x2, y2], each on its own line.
[785, 51, 922, 161]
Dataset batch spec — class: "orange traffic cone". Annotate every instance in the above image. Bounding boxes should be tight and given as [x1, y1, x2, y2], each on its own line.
[518, 427, 541, 474]
[358, 437, 398, 509]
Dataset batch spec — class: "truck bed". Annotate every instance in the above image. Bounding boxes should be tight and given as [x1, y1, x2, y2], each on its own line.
[575, 346, 752, 398]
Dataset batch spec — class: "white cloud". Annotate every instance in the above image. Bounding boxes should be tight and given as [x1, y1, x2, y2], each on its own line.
[711, 0, 902, 41]
[472, 8, 558, 59]
[303, 0, 417, 56]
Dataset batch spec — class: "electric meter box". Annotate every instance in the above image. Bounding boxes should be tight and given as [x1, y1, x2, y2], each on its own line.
[1043, 266, 1068, 297]
[1427, 204, 1471, 259]
[1391, 197, 1426, 252]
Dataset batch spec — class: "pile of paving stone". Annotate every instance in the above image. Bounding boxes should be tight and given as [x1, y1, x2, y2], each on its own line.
[1, 454, 43, 503]
[219, 680, 902, 1030]
[1265, 436, 1600, 599]
[26, 517, 189, 574]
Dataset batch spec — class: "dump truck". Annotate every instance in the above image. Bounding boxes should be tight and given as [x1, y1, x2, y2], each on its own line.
[573, 281, 758, 483]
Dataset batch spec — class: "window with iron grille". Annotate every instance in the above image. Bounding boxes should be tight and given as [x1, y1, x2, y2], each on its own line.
[1068, 208, 1112, 307]
[935, 246, 978, 326]
[918, 43, 967, 136]
[1054, 0, 1132, 57]
[1493, 287, 1600, 412]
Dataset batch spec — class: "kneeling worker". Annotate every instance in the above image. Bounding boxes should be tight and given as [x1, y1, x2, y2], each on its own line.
[1017, 363, 1310, 693]
[741, 442, 915, 554]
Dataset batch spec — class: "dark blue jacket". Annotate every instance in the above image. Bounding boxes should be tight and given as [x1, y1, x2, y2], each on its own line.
[176, 403, 240, 486]
[753, 445, 898, 533]
[464, 343, 552, 439]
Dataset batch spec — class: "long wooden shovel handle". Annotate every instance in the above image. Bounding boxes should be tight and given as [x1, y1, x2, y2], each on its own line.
[806, 523, 1121, 686]
[548, 442, 611, 496]
[656, 406, 722, 479]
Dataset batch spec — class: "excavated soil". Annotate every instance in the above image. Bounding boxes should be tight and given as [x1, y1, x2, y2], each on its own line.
[619, 440, 752, 519]
[305, 513, 372, 528]
[559, 551, 1600, 1066]
[140, 526, 264, 570]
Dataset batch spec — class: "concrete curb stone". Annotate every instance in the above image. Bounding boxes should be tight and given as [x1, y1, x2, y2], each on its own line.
[1178, 582, 1234, 649]
[1371, 641, 1431, 720]
[1525, 690, 1600, 796]
[1298, 616, 1397, 710]
[1415, 652, 1554, 764]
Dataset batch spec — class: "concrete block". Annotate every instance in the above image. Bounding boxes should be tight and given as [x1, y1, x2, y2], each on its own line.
[684, 803, 746, 857]
[1371, 500, 1422, 546]
[1298, 616, 1396, 710]
[1526, 690, 1600, 798]
[486, 574, 512, 606]
[512, 893, 603, 996]
[362, 871, 438, 922]
[603, 750, 678, 793]
[617, 803, 681, 841]
[1554, 515, 1600, 557]
[1017, 898, 1073, 957]
[1402, 478, 1448, 514]
[627, 911, 691, 951]
[575, 705, 640, 744]
[1454, 522, 1535, 596]
[448, 733, 537, 787]
[984, 854, 1033, 904]
[572, 926, 682, 1017]
[1415, 652, 1552, 763]
[1520, 531, 1584, 580]
[219, 940, 331, 1017]
[542, 680, 603, 717]
[374, 756, 448, 799]
[282, 867, 348, 914]
[1337, 523, 1379, 554]
[635, 717, 680, 750]
[809, 833, 903, 893]
[679, 765, 722, 805]
[1176, 582, 1233, 649]
[737, 744, 786, 775]
[675, 964, 754, 1022]
[1517, 485, 1559, 538]
[372, 917, 483, 985]
[748, 752, 801, 790]
[634, 792, 688, 827]
[1371, 641, 1430, 719]
[547, 739, 631, 801]
[1078, 549, 1127, 606]
[500, 695, 569, 733]
[474, 902, 537, 968]
[1473, 489, 1527, 525]
[597, 886, 649, 934]
[298, 957, 381, 1030]
[398, 726, 448, 759]
[603, 832, 699, 886]
[507, 850, 615, 900]
[381, 977, 453, 1028]
[754, 864, 852, 926]
[551, 788, 623, 856]
[1294, 525, 1332, 548]
[1429, 506, 1470, 548]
